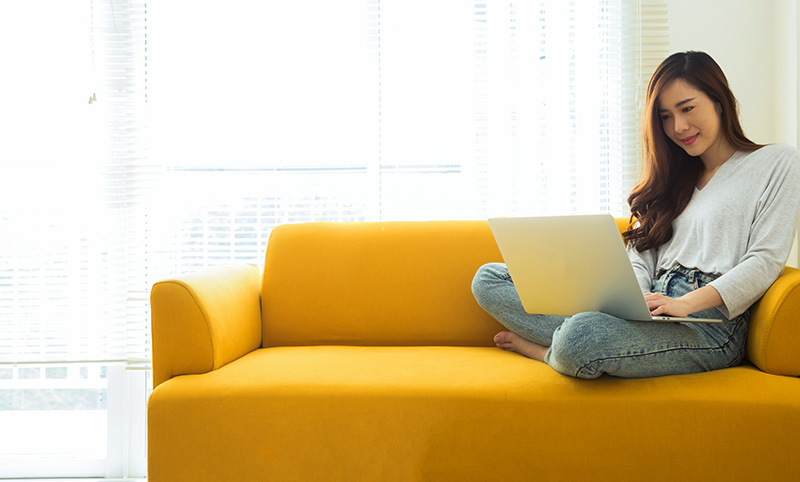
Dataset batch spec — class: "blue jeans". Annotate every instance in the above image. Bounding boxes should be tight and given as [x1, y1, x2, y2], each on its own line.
[471, 263, 749, 379]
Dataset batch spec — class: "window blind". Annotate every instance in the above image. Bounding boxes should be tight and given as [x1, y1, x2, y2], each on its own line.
[0, 0, 149, 365]
[0, 0, 669, 366]
[146, 0, 669, 284]
[93, 0, 152, 366]
[0, 1, 667, 477]
[620, 0, 670, 210]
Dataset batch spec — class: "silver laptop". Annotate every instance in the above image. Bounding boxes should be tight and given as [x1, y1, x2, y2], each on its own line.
[488, 214, 722, 323]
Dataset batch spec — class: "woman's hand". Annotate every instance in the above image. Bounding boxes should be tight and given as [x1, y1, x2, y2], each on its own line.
[644, 285, 724, 318]
[644, 292, 692, 318]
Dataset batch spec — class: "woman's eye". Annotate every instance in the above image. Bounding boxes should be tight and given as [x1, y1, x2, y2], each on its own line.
[682, 106, 694, 113]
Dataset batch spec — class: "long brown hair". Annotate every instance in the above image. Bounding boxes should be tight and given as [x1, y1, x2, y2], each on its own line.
[625, 51, 762, 252]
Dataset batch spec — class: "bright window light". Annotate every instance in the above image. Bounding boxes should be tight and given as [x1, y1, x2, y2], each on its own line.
[0, 0, 665, 478]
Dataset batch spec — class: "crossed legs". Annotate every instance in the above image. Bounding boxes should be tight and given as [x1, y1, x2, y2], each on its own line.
[471, 262, 748, 379]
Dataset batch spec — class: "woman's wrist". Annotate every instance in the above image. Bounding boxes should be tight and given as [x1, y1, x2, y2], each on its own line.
[680, 285, 724, 315]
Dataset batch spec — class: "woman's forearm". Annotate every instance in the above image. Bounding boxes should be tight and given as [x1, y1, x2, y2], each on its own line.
[645, 284, 724, 318]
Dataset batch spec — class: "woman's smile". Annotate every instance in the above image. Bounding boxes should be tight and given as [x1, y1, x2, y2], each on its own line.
[681, 134, 698, 146]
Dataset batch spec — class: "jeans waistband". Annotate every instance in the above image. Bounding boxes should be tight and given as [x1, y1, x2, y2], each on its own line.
[655, 264, 720, 285]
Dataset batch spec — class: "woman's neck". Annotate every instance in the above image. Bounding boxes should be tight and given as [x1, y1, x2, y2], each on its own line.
[700, 139, 737, 172]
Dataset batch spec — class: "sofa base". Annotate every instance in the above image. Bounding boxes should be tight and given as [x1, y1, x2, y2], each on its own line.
[148, 346, 800, 481]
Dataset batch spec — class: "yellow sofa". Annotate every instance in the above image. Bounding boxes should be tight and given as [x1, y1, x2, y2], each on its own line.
[148, 220, 800, 482]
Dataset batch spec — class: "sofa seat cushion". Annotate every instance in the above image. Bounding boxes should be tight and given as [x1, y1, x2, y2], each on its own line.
[148, 346, 800, 482]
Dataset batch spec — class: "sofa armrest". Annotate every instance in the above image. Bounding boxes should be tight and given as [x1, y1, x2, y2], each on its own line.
[747, 266, 800, 376]
[150, 263, 262, 388]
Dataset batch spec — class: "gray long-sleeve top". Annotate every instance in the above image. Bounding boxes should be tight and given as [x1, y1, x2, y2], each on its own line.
[627, 143, 800, 319]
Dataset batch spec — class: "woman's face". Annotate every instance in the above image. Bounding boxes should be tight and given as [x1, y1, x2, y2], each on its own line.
[657, 78, 732, 165]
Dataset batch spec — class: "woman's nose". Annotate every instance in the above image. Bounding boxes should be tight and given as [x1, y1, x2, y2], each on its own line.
[673, 114, 690, 134]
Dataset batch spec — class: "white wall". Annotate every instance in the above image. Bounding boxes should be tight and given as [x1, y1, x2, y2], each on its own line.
[774, 0, 798, 146]
[666, 0, 800, 266]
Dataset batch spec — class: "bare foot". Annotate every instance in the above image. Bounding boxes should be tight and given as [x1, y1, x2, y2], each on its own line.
[494, 331, 548, 362]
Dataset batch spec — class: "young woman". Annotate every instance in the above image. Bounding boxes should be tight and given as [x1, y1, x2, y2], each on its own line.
[471, 51, 800, 379]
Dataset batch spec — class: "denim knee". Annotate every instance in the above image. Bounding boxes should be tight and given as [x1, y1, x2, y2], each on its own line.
[546, 312, 614, 379]
[471, 263, 507, 306]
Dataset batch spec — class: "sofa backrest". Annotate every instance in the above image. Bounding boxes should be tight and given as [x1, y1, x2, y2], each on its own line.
[260, 218, 800, 376]
[261, 221, 506, 347]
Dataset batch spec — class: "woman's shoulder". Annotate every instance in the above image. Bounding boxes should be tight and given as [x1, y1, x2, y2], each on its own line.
[741, 143, 800, 174]
[750, 143, 800, 162]
[745, 144, 800, 194]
